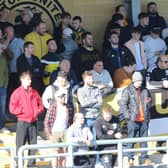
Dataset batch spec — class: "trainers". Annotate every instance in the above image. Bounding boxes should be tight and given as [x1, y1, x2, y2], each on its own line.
[0, 127, 11, 134]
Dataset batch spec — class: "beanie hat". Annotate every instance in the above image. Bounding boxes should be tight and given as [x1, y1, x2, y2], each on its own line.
[132, 71, 143, 82]
[63, 28, 73, 37]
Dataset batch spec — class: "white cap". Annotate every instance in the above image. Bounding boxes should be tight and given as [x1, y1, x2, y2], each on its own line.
[132, 71, 143, 82]
[63, 27, 73, 37]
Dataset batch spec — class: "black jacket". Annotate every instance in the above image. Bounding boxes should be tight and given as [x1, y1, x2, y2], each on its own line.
[103, 46, 134, 78]
[17, 54, 44, 94]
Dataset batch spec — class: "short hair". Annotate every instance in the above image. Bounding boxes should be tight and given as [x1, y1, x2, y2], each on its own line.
[72, 16, 82, 22]
[81, 31, 92, 41]
[131, 27, 141, 34]
[147, 2, 157, 9]
[123, 58, 136, 66]
[46, 38, 56, 45]
[115, 4, 125, 13]
[82, 70, 92, 80]
[19, 71, 31, 80]
[73, 112, 84, 122]
[138, 12, 149, 20]
[61, 12, 71, 19]
[108, 31, 119, 39]
[0, 6, 10, 12]
[102, 106, 112, 115]
[24, 41, 34, 50]
[93, 58, 103, 65]
[112, 13, 124, 23]
[34, 20, 45, 28]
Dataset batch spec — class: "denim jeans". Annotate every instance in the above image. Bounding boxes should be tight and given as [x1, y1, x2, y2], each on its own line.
[0, 87, 7, 129]
[127, 120, 149, 162]
[85, 118, 97, 146]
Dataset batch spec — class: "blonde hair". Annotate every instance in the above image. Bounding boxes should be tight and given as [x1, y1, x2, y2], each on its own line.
[82, 70, 92, 80]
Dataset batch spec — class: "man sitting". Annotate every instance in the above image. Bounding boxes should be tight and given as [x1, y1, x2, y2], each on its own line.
[94, 106, 122, 168]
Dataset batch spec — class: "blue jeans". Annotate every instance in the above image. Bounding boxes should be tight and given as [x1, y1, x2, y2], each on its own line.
[127, 120, 149, 162]
[0, 87, 7, 129]
[85, 118, 96, 145]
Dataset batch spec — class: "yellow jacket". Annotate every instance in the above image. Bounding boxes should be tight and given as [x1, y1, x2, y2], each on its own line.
[24, 32, 52, 59]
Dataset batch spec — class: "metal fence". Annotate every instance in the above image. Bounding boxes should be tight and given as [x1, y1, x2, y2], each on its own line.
[0, 146, 15, 168]
[17, 136, 168, 168]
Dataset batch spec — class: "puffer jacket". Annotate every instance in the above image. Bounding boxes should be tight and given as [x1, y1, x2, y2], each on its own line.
[119, 84, 151, 122]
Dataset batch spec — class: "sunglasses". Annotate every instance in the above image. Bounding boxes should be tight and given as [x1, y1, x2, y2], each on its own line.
[162, 60, 168, 64]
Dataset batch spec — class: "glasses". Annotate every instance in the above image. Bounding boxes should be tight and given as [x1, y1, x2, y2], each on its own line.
[96, 64, 103, 67]
[161, 60, 168, 64]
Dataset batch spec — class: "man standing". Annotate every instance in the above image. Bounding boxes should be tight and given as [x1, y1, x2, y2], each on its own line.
[72, 16, 86, 46]
[77, 71, 103, 132]
[17, 41, 44, 95]
[71, 32, 100, 82]
[24, 20, 52, 59]
[103, 31, 134, 78]
[119, 71, 151, 166]
[9, 71, 44, 168]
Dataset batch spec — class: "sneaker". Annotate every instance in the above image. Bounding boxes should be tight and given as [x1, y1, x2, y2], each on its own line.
[0, 127, 11, 134]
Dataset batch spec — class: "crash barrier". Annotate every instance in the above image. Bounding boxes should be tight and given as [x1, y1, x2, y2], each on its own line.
[17, 136, 168, 168]
[0, 146, 15, 168]
[74, 88, 168, 135]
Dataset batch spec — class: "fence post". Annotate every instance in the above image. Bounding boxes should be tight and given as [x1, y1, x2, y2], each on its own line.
[67, 144, 73, 167]
[18, 146, 24, 168]
[118, 142, 123, 168]
[10, 147, 15, 168]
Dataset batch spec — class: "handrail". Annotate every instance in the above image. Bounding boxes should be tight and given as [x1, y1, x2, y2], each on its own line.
[17, 136, 168, 168]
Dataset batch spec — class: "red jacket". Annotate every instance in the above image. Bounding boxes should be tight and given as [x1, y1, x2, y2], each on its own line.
[9, 86, 44, 123]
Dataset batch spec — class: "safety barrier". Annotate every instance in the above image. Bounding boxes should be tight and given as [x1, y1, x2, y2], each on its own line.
[0, 146, 15, 168]
[17, 136, 168, 168]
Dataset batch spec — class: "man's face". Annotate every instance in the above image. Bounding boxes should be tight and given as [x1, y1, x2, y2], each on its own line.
[83, 35, 93, 47]
[37, 23, 47, 35]
[72, 19, 81, 30]
[48, 40, 57, 52]
[118, 6, 127, 18]
[103, 112, 112, 122]
[4, 26, 14, 40]
[21, 75, 32, 89]
[0, 8, 10, 20]
[141, 17, 149, 26]
[62, 16, 71, 26]
[57, 76, 67, 87]
[133, 80, 142, 88]
[60, 60, 70, 73]
[84, 75, 93, 86]
[159, 57, 168, 70]
[25, 44, 34, 55]
[109, 34, 119, 45]
[132, 32, 141, 41]
[76, 113, 85, 125]
[94, 61, 104, 73]
[148, 4, 157, 14]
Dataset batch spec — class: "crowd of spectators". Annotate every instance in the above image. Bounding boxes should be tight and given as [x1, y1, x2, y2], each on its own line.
[1, 1, 168, 167]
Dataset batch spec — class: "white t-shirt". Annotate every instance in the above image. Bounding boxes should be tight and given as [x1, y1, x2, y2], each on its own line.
[52, 104, 67, 132]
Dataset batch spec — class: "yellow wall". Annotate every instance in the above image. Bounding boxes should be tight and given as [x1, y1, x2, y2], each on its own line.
[61, 0, 124, 50]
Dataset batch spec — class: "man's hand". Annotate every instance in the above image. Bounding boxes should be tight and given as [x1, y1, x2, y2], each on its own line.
[107, 130, 114, 135]
[114, 132, 122, 139]
[83, 140, 91, 146]
[163, 80, 168, 88]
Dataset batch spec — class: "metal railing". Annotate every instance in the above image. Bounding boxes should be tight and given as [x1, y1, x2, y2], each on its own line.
[0, 146, 15, 168]
[17, 136, 168, 168]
